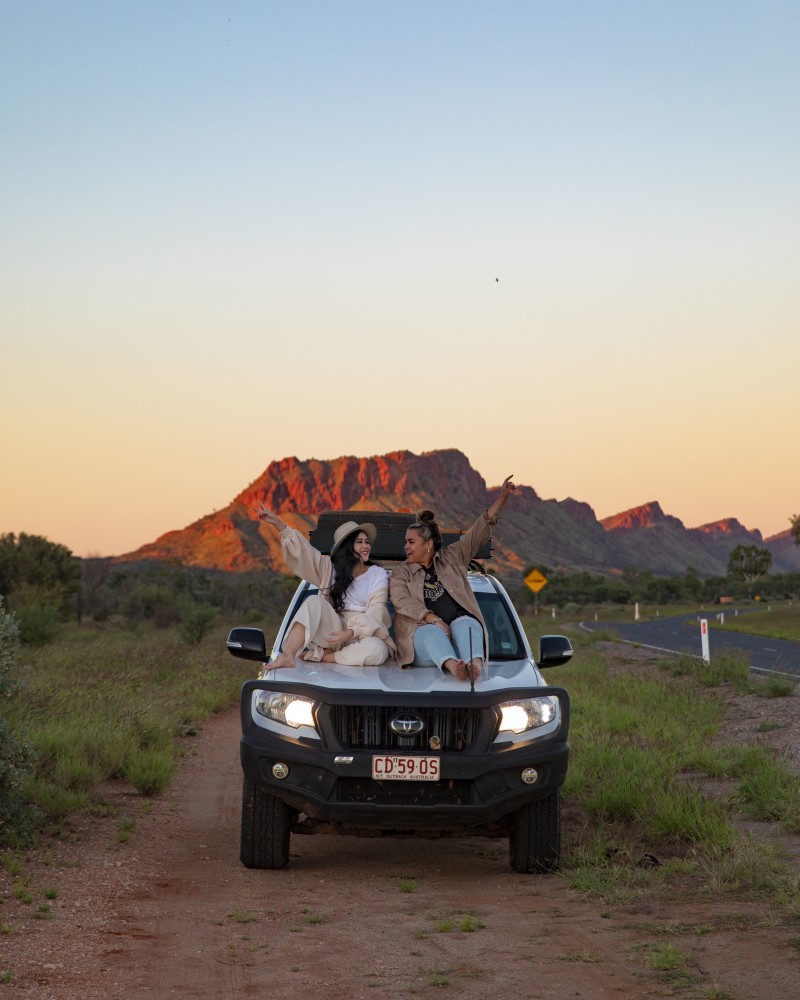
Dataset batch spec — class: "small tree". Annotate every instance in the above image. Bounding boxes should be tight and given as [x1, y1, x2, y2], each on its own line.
[727, 544, 772, 583]
[0, 533, 81, 640]
[790, 513, 800, 547]
[178, 604, 217, 645]
[0, 596, 36, 845]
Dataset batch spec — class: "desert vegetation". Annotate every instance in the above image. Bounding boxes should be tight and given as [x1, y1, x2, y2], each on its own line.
[528, 623, 800, 921]
[2, 530, 800, 918]
[512, 564, 800, 615]
[0, 604, 796, 915]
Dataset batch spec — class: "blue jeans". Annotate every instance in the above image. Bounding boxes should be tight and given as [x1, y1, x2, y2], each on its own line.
[412, 617, 485, 669]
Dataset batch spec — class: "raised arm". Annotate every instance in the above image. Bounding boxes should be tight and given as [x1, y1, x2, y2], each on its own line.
[252, 503, 287, 533]
[253, 504, 329, 586]
[449, 475, 518, 567]
[485, 475, 517, 524]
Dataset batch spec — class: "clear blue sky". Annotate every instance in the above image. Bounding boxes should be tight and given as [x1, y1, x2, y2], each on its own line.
[2, 1, 798, 556]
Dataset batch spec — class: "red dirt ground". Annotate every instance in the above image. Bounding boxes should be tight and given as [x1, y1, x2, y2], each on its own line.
[3, 666, 800, 999]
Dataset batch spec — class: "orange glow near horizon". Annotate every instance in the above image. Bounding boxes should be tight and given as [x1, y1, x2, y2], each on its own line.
[2, 4, 798, 556]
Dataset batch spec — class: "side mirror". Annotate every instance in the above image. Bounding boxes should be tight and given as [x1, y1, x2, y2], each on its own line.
[226, 627, 268, 661]
[537, 634, 573, 669]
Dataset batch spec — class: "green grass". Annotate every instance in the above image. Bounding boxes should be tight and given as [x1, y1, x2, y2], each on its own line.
[7, 604, 800, 927]
[661, 650, 750, 689]
[543, 642, 800, 909]
[7, 621, 256, 827]
[754, 676, 796, 698]
[709, 605, 800, 641]
[431, 910, 485, 933]
[426, 971, 450, 986]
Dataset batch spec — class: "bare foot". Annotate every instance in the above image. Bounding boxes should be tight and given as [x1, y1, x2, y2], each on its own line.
[467, 658, 483, 680]
[267, 651, 297, 670]
[442, 658, 469, 681]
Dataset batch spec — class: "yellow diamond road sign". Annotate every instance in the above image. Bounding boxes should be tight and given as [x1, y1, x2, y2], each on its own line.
[524, 569, 548, 594]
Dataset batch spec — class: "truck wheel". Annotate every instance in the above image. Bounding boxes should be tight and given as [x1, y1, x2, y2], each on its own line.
[240, 778, 291, 869]
[509, 790, 560, 873]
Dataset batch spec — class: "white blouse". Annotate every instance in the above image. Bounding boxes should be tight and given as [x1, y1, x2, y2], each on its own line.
[336, 564, 390, 613]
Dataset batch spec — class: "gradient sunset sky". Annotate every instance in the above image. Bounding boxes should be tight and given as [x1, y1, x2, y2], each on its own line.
[3, 1, 798, 558]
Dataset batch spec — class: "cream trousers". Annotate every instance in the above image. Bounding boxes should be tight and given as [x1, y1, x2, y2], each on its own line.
[292, 595, 390, 666]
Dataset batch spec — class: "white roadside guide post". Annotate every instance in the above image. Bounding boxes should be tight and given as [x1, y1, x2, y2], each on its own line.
[700, 618, 710, 664]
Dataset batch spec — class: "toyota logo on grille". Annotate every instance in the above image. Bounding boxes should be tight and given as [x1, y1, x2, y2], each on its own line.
[389, 712, 425, 736]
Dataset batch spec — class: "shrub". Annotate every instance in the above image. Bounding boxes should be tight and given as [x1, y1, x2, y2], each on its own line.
[178, 605, 217, 645]
[120, 583, 181, 625]
[17, 607, 61, 646]
[0, 598, 37, 846]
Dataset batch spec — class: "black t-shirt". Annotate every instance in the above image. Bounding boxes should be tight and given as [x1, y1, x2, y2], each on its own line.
[423, 564, 477, 626]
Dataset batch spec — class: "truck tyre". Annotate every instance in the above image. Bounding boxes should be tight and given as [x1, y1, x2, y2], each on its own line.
[240, 778, 291, 869]
[509, 789, 560, 873]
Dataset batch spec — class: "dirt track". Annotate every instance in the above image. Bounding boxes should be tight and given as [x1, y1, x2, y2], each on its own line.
[3, 695, 800, 999]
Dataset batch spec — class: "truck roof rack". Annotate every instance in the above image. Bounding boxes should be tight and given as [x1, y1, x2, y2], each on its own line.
[309, 510, 493, 561]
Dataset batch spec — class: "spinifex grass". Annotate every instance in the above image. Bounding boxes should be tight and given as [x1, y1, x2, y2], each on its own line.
[553, 650, 730, 846]
[8, 621, 254, 824]
[735, 746, 800, 832]
[544, 645, 800, 904]
[662, 650, 751, 689]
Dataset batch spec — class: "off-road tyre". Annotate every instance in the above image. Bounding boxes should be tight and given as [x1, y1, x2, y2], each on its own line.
[240, 777, 292, 869]
[509, 789, 560, 873]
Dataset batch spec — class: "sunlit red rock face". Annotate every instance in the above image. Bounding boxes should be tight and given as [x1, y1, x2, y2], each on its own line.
[235, 449, 489, 518]
[114, 449, 800, 577]
[691, 518, 763, 542]
[600, 502, 683, 532]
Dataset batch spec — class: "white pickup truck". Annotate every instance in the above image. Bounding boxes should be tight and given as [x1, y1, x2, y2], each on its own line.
[227, 510, 574, 873]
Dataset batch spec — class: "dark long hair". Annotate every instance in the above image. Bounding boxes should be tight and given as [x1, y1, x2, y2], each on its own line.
[409, 509, 442, 554]
[330, 533, 377, 614]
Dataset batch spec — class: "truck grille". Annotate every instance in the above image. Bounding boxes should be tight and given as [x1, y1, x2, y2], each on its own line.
[336, 777, 473, 806]
[331, 705, 485, 752]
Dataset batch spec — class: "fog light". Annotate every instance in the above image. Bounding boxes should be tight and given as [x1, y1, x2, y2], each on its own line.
[272, 763, 289, 780]
[521, 768, 538, 785]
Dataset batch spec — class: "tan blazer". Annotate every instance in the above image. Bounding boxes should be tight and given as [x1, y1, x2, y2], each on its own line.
[389, 513, 494, 668]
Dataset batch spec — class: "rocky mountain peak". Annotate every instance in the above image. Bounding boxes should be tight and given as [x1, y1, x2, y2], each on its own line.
[600, 501, 683, 532]
[113, 449, 800, 578]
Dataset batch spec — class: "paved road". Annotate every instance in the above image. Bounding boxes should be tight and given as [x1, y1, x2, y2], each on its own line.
[580, 613, 800, 677]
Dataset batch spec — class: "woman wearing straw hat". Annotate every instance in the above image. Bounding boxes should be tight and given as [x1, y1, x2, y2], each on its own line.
[254, 505, 395, 668]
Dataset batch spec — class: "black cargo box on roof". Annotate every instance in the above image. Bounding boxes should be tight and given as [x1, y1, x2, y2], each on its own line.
[309, 510, 493, 561]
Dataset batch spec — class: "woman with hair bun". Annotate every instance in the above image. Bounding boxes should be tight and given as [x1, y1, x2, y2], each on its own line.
[254, 506, 395, 669]
[389, 476, 517, 680]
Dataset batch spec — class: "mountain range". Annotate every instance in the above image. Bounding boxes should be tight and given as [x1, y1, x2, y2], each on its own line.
[115, 449, 800, 579]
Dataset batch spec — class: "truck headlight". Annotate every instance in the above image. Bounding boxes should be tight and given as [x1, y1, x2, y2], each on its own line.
[255, 691, 316, 730]
[498, 697, 559, 735]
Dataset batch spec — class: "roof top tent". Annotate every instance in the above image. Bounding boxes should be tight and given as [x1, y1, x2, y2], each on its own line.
[309, 510, 493, 562]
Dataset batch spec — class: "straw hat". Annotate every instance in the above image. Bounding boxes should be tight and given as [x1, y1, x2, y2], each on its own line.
[330, 520, 377, 555]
